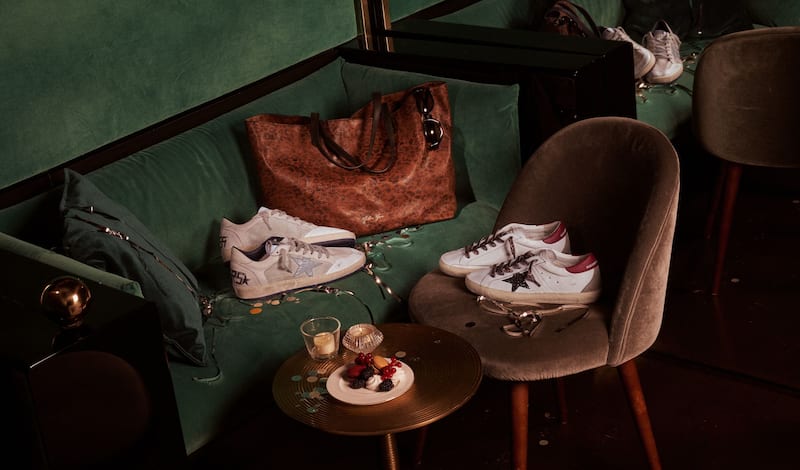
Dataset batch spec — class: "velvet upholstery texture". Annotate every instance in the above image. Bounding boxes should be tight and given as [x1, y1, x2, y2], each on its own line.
[692, 26, 800, 168]
[409, 116, 679, 469]
[409, 116, 680, 379]
[692, 26, 800, 295]
[0, 0, 360, 191]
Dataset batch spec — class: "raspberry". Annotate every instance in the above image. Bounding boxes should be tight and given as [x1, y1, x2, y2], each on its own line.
[347, 365, 366, 379]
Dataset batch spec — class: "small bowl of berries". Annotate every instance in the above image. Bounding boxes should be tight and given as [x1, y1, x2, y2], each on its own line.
[326, 352, 414, 405]
[346, 352, 403, 392]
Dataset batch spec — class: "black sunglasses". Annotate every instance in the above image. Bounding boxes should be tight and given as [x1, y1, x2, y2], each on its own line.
[413, 87, 444, 150]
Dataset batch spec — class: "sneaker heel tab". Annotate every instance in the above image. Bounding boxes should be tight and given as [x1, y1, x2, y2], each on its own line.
[566, 253, 599, 273]
[543, 221, 568, 244]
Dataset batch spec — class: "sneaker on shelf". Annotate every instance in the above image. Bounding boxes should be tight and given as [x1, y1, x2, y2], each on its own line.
[220, 207, 356, 262]
[643, 20, 684, 84]
[600, 26, 656, 80]
[229, 237, 366, 299]
[464, 249, 601, 305]
[439, 221, 570, 278]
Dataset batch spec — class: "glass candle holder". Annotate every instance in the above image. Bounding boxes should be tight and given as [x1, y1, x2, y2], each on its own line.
[342, 323, 384, 354]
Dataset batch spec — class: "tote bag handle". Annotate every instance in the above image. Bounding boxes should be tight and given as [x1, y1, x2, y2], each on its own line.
[309, 93, 397, 174]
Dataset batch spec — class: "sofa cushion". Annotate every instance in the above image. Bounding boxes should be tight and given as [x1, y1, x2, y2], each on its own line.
[685, 0, 753, 39]
[60, 169, 207, 366]
[84, 59, 351, 272]
[746, 0, 800, 26]
[621, 0, 694, 41]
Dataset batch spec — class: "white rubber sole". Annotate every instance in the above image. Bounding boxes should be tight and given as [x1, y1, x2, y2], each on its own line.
[465, 277, 601, 305]
[234, 257, 365, 300]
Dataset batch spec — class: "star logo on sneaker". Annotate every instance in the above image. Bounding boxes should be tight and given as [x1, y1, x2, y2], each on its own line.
[290, 255, 321, 277]
[503, 272, 529, 292]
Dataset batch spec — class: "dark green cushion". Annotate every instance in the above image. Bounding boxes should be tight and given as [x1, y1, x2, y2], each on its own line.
[622, 0, 693, 40]
[59, 169, 207, 366]
[684, 0, 752, 39]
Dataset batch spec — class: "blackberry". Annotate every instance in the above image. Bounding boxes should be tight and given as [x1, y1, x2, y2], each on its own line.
[349, 378, 366, 389]
[378, 379, 394, 392]
[358, 367, 375, 380]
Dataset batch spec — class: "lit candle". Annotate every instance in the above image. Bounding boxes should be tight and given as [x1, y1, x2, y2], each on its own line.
[349, 325, 366, 337]
[313, 332, 336, 355]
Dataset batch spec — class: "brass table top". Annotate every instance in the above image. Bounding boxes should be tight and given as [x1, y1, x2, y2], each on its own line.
[272, 322, 483, 436]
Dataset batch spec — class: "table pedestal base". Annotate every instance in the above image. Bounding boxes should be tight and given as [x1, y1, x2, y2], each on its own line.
[381, 433, 399, 470]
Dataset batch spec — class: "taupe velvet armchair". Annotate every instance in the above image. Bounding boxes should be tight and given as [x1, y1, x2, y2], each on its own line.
[693, 26, 800, 295]
[409, 116, 680, 470]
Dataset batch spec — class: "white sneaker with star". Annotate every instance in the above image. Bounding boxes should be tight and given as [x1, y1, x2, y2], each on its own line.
[229, 237, 365, 299]
[439, 221, 570, 277]
[465, 248, 601, 304]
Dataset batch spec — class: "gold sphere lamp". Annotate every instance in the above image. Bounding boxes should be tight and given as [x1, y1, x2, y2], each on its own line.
[40, 276, 92, 329]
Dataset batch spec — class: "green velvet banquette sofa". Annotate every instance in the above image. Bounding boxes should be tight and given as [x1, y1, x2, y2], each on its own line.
[1, 0, 797, 466]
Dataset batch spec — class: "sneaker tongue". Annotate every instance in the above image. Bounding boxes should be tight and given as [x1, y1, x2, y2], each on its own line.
[653, 30, 669, 39]
[264, 236, 286, 255]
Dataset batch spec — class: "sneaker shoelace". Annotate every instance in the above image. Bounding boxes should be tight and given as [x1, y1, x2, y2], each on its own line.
[487, 252, 540, 287]
[273, 238, 330, 272]
[649, 31, 681, 62]
[464, 230, 510, 258]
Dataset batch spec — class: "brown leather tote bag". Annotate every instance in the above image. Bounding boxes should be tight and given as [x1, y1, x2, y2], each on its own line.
[245, 81, 456, 237]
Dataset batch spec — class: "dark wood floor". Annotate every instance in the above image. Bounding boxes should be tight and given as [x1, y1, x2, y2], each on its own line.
[191, 144, 800, 469]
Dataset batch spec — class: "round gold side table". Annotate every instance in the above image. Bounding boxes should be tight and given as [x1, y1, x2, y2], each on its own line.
[272, 322, 483, 470]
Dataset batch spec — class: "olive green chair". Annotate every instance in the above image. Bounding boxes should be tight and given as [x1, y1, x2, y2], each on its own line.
[409, 116, 680, 470]
[694, 26, 800, 295]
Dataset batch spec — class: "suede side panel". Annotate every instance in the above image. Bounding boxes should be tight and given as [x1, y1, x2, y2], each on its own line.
[693, 26, 800, 168]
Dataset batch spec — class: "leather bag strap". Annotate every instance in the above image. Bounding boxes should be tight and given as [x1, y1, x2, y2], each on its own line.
[310, 93, 397, 174]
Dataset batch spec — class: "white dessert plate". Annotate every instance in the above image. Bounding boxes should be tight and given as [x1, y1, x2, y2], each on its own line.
[326, 361, 414, 406]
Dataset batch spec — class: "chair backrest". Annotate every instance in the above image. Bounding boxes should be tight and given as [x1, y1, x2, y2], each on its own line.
[693, 26, 800, 168]
[495, 116, 679, 365]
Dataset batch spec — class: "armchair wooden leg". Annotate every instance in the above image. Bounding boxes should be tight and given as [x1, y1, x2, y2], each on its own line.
[618, 360, 662, 470]
[705, 161, 726, 240]
[712, 162, 742, 295]
[510, 382, 529, 470]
